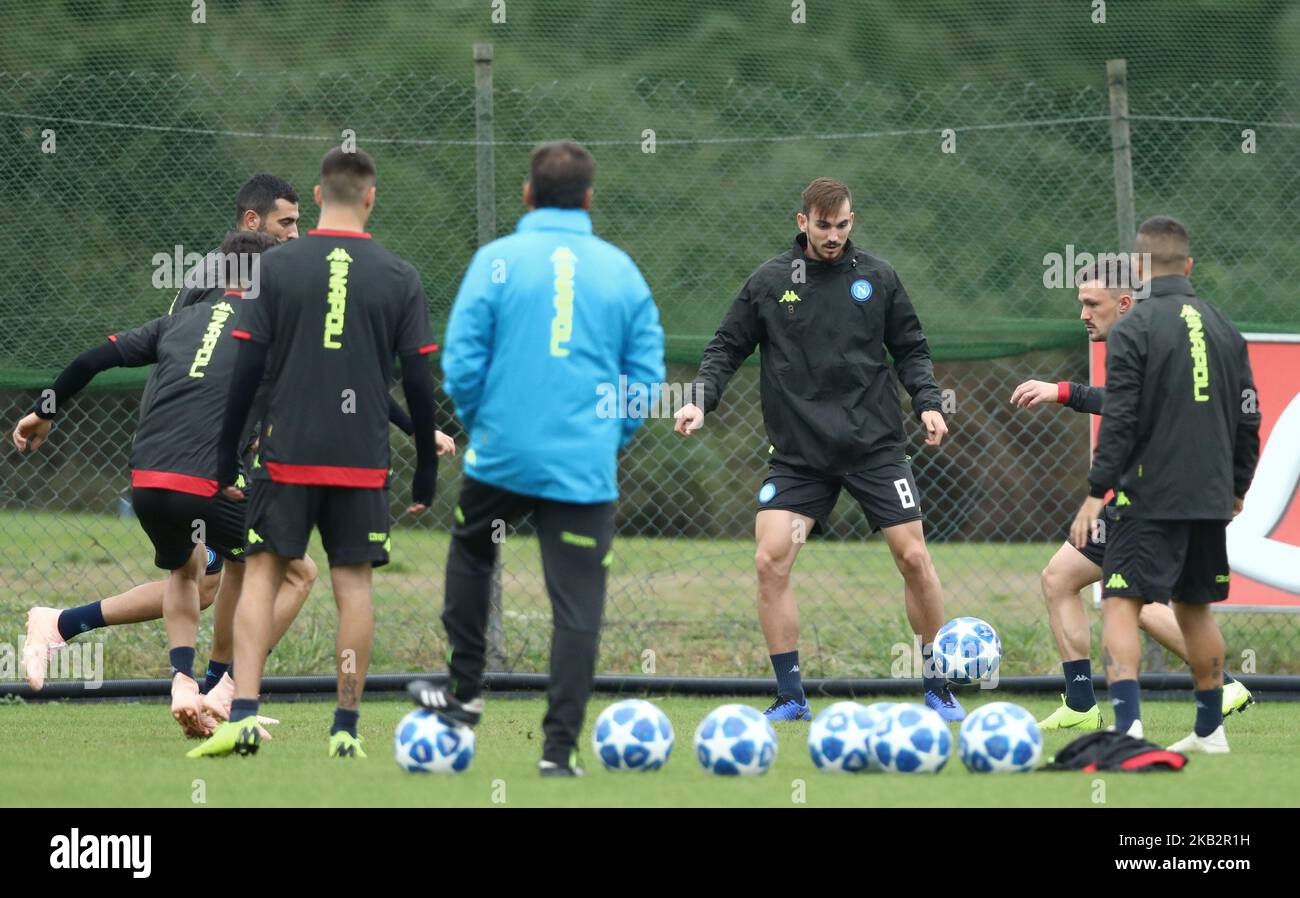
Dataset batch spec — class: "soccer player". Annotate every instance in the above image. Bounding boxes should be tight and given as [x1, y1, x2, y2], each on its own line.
[13, 230, 290, 737]
[169, 173, 301, 313]
[20, 173, 309, 697]
[1069, 216, 1260, 753]
[1011, 259, 1252, 731]
[190, 146, 440, 759]
[675, 178, 962, 721]
[408, 141, 665, 777]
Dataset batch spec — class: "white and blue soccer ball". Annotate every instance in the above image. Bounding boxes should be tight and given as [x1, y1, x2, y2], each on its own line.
[868, 702, 952, 774]
[694, 703, 777, 776]
[959, 701, 1043, 773]
[592, 699, 674, 771]
[934, 616, 1002, 685]
[859, 702, 899, 770]
[808, 701, 876, 773]
[394, 708, 476, 773]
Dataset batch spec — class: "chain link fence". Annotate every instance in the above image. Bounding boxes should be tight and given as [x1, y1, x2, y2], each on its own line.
[2, 63, 1298, 681]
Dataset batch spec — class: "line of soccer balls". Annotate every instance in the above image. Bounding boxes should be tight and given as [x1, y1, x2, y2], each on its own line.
[394, 616, 1036, 775]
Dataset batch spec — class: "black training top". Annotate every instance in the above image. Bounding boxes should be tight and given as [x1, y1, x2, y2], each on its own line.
[692, 234, 943, 474]
[230, 229, 436, 487]
[113, 291, 247, 495]
[1088, 275, 1261, 518]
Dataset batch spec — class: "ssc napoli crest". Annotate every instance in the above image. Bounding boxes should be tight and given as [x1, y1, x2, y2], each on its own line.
[758, 483, 777, 504]
[850, 279, 873, 302]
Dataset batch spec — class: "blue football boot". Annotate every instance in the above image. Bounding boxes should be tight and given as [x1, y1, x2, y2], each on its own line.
[763, 695, 812, 722]
[924, 684, 966, 722]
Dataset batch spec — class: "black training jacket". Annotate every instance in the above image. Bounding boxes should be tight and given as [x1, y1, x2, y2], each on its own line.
[692, 234, 943, 474]
[1088, 276, 1261, 519]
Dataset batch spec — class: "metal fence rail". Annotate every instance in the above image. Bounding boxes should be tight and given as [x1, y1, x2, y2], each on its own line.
[2, 61, 1298, 681]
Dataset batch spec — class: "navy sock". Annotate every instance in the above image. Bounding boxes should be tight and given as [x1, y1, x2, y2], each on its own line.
[1222, 671, 1236, 685]
[1063, 659, 1096, 711]
[770, 651, 804, 703]
[1109, 678, 1141, 734]
[56, 602, 106, 642]
[331, 707, 360, 737]
[202, 660, 230, 694]
[168, 646, 196, 680]
[230, 698, 259, 723]
[921, 643, 945, 694]
[1194, 688, 1223, 737]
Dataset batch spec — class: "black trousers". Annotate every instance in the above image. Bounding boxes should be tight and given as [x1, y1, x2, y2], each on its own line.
[442, 477, 614, 762]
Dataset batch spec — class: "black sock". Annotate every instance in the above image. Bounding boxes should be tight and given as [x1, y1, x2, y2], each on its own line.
[230, 698, 259, 723]
[331, 707, 360, 737]
[169, 646, 196, 681]
[921, 643, 945, 694]
[202, 660, 230, 694]
[1222, 671, 1236, 685]
[1109, 678, 1141, 734]
[56, 602, 106, 642]
[1194, 688, 1223, 737]
[770, 651, 804, 703]
[1063, 659, 1096, 711]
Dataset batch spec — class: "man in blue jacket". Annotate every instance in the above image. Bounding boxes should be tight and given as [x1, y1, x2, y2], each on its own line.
[410, 141, 665, 776]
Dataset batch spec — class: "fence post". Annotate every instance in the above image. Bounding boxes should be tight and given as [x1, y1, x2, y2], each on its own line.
[474, 42, 496, 245]
[1106, 58, 1136, 253]
[472, 42, 507, 671]
[1109, 59, 1162, 670]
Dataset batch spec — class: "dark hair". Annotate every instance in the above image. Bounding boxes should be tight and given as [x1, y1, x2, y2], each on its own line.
[235, 173, 298, 224]
[1076, 254, 1133, 292]
[1136, 215, 1190, 269]
[801, 178, 852, 217]
[219, 228, 279, 256]
[319, 146, 377, 205]
[528, 141, 595, 209]
[216, 229, 279, 291]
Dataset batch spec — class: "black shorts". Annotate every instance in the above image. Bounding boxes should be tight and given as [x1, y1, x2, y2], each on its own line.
[1100, 517, 1231, 605]
[244, 480, 390, 567]
[132, 487, 247, 571]
[755, 458, 923, 532]
[1070, 501, 1119, 568]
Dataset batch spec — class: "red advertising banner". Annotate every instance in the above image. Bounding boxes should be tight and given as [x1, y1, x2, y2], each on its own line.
[1090, 335, 1300, 609]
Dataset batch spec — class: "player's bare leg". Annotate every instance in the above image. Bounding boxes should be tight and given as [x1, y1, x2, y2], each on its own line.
[166, 542, 214, 738]
[1036, 543, 1105, 728]
[22, 572, 220, 691]
[203, 553, 315, 720]
[232, 552, 288, 702]
[1101, 595, 1145, 737]
[754, 509, 813, 720]
[882, 520, 962, 719]
[883, 521, 944, 641]
[106, 573, 222, 625]
[1143, 596, 1252, 715]
[1041, 543, 1097, 662]
[329, 562, 373, 757]
[1168, 602, 1230, 753]
[187, 552, 289, 758]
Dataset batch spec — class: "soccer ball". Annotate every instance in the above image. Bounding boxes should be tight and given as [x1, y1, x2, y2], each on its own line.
[694, 704, 777, 776]
[868, 702, 952, 774]
[592, 699, 674, 771]
[394, 708, 476, 773]
[958, 701, 1043, 773]
[808, 701, 879, 773]
[934, 616, 1002, 685]
[859, 701, 899, 771]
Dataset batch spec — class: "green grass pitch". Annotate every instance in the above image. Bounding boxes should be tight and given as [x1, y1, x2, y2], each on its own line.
[1, 694, 1296, 807]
